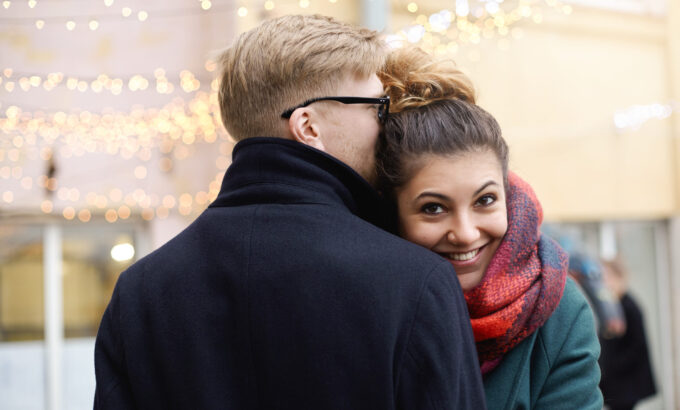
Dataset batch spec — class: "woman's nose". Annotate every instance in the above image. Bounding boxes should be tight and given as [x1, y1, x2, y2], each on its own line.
[446, 215, 479, 245]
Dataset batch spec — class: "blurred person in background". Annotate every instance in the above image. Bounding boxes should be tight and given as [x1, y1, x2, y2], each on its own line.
[599, 258, 657, 410]
[565, 250, 626, 339]
[94, 14, 486, 409]
[377, 46, 603, 410]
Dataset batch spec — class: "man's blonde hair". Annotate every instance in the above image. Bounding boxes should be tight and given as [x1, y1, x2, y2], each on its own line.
[218, 14, 387, 141]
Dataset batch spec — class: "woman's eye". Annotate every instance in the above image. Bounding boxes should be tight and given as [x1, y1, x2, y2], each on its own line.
[476, 194, 496, 207]
[421, 203, 444, 215]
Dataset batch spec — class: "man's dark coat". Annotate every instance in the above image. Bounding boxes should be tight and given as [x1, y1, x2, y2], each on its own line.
[94, 137, 485, 409]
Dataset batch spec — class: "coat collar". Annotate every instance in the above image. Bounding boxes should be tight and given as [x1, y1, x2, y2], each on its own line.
[210, 137, 394, 230]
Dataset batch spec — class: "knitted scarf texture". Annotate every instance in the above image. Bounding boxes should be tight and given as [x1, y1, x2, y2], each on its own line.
[464, 172, 568, 375]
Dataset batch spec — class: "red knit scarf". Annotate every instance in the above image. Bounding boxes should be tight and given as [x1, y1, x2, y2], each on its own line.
[464, 172, 568, 375]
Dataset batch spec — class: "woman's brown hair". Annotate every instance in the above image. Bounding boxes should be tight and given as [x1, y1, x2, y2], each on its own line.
[377, 46, 508, 195]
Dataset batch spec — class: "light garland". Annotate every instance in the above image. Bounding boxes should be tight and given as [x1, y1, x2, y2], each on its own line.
[0, 1, 234, 31]
[389, 0, 573, 55]
[0, 0, 336, 31]
[0, 65, 214, 95]
[0, 82, 236, 223]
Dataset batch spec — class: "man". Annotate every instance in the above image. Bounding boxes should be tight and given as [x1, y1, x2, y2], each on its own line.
[94, 14, 485, 409]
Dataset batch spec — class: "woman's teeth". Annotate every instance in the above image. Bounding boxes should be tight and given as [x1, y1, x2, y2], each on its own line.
[448, 248, 479, 261]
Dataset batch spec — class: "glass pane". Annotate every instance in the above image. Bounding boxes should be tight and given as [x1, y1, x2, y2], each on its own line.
[616, 222, 664, 410]
[62, 222, 138, 338]
[0, 224, 45, 408]
[0, 224, 45, 342]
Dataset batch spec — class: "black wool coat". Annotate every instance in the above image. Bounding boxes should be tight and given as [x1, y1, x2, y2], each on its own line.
[599, 293, 657, 408]
[94, 137, 485, 410]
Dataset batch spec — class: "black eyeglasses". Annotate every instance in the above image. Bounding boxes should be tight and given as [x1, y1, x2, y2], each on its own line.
[281, 96, 390, 124]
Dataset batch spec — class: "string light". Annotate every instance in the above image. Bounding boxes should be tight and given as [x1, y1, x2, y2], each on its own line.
[0, 88, 234, 223]
[0, 65, 216, 96]
[392, 0, 570, 55]
[1, 1, 317, 32]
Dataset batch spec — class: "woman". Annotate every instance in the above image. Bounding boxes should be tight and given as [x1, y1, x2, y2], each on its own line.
[377, 47, 603, 409]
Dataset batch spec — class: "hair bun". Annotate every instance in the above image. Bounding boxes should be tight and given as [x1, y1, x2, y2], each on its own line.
[379, 46, 476, 113]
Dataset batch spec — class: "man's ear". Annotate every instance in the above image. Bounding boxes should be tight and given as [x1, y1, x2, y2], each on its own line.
[288, 108, 326, 151]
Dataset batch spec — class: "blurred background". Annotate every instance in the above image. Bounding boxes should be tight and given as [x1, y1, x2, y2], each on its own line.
[0, 0, 678, 409]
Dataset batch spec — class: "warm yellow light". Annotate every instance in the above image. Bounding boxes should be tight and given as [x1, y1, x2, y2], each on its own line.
[78, 209, 91, 222]
[2, 191, 13, 203]
[2, 1, 10, 9]
[118, 205, 131, 219]
[63, 207, 76, 220]
[264, 0, 274, 9]
[237, 6, 248, 16]
[21, 177, 32, 190]
[111, 243, 135, 261]
[105, 209, 118, 223]
[179, 193, 193, 207]
[41, 200, 53, 213]
[68, 188, 80, 202]
[137, 11, 148, 21]
[407, 2, 418, 13]
[95, 195, 108, 208]
[89, 20, 99, 30]
[162, 195, 176, 209]
[36, 20, 45, 29]
[122, 7, 132, 17]
[134, 165, 147, 179]
[28, 0, 36, 8]
[66, 21, 76, 30]
[201, 0, 212, 10]
[299, 0, 309, 8]
[195, 191, 209, 205]
[156, 206, 169, 219]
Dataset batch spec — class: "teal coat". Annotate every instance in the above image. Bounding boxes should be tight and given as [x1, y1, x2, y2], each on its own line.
[483, 278, 603, 410]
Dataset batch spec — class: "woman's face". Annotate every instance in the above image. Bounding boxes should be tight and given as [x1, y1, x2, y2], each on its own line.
[396, 150, 508, 292]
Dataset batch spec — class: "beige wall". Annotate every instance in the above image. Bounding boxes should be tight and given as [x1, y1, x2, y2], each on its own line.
[391, 5, 677, 220]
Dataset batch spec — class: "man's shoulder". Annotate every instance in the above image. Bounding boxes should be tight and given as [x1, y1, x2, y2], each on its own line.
[324, 214, 454, 275]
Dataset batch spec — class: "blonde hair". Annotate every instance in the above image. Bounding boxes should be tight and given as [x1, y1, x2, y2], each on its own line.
[378, 45, 476, 113]
[217, 14, 386, 141]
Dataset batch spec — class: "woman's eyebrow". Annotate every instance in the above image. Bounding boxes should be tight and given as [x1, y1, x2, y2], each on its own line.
[415, 191, 450, 201]
[474, 181, 499, 196]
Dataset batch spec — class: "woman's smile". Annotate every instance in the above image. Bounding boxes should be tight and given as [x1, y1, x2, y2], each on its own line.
[396, 150, 508, 291]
